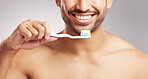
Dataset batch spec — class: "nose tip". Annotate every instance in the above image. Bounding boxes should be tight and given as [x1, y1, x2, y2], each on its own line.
[76, 0, 91, 12]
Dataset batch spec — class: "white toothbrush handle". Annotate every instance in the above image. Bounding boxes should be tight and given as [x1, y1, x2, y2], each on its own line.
[50, 33, 73, 38]
[50, 33, 62, 38]
[50, 33, 91, 39]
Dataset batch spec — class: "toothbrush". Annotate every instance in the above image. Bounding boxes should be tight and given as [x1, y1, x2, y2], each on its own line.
[50, 30, 91, 39]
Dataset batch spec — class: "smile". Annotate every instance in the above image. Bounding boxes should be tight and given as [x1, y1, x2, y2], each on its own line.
[71, 13, 96, 25]
[75, 15, 91, 20]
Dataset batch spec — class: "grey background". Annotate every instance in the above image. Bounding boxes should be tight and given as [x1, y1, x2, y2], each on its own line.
[0, 0, 148, 52]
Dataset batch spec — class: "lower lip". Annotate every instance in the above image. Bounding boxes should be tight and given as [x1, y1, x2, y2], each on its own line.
[71, 15, 94, 24]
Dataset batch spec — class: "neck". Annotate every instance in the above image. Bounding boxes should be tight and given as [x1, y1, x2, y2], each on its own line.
[61, 23, 107, 56]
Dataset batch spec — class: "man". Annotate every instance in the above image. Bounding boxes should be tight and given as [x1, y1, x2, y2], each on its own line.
[0, 0, 148, 79]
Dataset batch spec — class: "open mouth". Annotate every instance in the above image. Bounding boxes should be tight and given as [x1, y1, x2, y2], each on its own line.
[72, 14, 96, 20]
[71, 13, 96, 25]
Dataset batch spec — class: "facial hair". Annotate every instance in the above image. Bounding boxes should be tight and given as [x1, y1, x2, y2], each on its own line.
[61, 6, 107, 35]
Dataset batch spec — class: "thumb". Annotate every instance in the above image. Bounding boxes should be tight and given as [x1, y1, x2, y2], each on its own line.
[41, 37, 58, 44]
[46, 37, 58, 42]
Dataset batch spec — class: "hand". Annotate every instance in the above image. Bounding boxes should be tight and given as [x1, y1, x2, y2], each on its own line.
[3, 19, 58, 50]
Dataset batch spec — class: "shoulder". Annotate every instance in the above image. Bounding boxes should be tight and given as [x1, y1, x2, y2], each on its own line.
[130, 50, 148, 79]
[113, 49, 148, 79]
[108, 32, 148, 63]
[107, 32, 148, 78]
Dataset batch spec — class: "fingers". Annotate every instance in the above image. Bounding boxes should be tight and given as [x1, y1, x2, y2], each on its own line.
[30, 21, 45, 39]
[24, 21, 38, 40]
[31, 20, 51, 39]
[17, 19, 53, 41]
[18, 23, 32, 41]
[40, 37, 58, 44]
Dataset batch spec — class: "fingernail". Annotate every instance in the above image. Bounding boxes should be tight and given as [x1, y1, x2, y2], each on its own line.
[45, 36, 50, 39]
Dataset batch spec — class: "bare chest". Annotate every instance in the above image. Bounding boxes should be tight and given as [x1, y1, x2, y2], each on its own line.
[30, 60, 134, 79]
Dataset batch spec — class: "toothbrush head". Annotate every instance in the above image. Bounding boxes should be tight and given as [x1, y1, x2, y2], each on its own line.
[80, 30, 91, 37]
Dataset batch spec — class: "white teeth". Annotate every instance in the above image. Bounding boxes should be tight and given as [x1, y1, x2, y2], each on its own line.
[75, 15, 91, 20]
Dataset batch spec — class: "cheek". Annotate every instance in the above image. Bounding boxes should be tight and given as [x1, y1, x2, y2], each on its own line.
[62, 0, 76, 15]
[92, 0, 106, 15]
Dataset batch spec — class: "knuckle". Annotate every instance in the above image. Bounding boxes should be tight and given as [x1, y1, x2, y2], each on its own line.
[22, 21, 29, 25]
[24, 21, 29, 24]
[33, 31, 38, 36]
[27, 34, 32, 38]
[37, 36, 43, 39]
[18, 23, 25, 29]
[27, 19, 32, 22]
[22, 21, 27, 24]
[40, 27, 45, 32]
[46, 30, 50, 34]
[27, 33, 32, 38]
[19, 23, 23, 27]
[43, 22, 49, 26]
[46, 31, 50, 34]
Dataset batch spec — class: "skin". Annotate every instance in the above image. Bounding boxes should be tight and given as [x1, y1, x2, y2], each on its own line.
[0, 0, 148, 79]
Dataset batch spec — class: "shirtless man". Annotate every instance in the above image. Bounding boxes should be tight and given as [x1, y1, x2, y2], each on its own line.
[0, 0, 148, 79]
